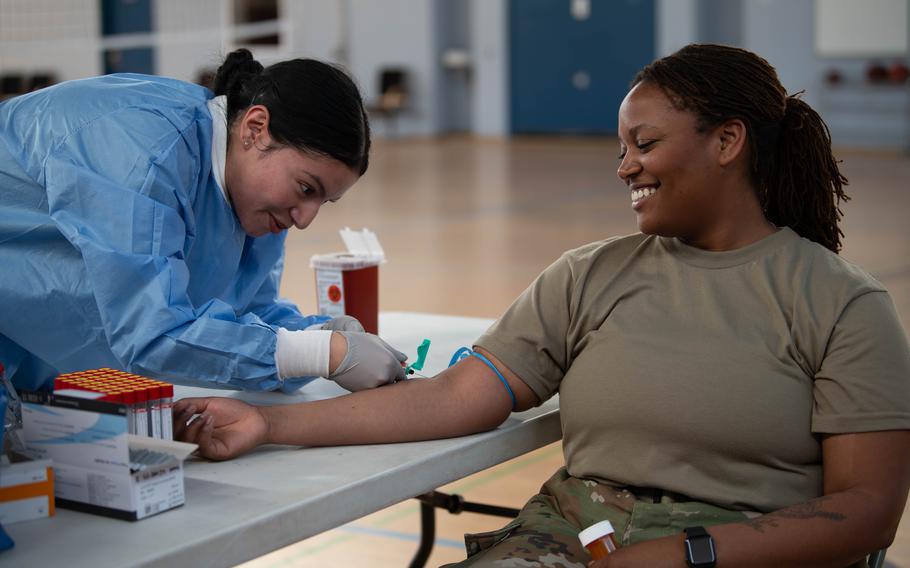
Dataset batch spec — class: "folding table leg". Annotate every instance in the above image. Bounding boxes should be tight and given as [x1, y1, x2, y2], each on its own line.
[409, 491, 521, 568]
[408, 498, 436, 568]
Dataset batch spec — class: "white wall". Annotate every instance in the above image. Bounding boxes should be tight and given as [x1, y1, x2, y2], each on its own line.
[0, 0, 100, 82]
[740, 0, 910, 149]
[8, 0, 902, 146]
[155, 0, 230, 83]
[285, 0, 346, 65]
[435, 0, 472, 133]
[741, 0, 820, 108]
[656, 0, 698, 57]
[469, 0, 508, 136]
[347, 0, 438, 137]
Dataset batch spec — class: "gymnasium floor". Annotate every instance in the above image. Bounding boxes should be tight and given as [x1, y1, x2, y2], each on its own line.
[239, 136, 910, 567]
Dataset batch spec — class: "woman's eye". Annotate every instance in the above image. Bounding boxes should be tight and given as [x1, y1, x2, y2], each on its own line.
[637, 140, 656, 150]
[299, 185, 314, 196]
[618, 140, 656, 159]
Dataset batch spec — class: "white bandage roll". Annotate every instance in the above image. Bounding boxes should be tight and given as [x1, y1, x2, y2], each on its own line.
[275, 328, 332, 379]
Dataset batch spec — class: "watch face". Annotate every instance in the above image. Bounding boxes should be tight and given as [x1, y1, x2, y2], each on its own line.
[686, 537, 717, 565]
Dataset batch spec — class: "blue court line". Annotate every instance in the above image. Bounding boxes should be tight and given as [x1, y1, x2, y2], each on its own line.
[339, 525, 464, 549]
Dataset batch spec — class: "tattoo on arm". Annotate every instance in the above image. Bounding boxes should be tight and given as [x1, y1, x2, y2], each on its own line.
[740, 496, 847, 533]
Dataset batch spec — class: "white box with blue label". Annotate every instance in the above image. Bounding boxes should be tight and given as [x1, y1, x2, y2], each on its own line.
[18, 391, 196, 521]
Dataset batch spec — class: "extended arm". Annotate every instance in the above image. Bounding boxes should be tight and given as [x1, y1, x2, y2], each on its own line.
[593, 430, 910, 568]
[174, 347, 540, 459]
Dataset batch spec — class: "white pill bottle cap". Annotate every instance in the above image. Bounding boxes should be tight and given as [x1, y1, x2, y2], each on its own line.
[578, 520, 615, 547]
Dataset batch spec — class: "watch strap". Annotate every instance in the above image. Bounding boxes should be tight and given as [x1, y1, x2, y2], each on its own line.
[683, 526, 716, 568]
[684, 526, 710, 539]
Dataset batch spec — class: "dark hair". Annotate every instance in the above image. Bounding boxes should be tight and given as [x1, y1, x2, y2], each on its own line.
[213, 48, 371, 175]
[632, 44, 849, 253]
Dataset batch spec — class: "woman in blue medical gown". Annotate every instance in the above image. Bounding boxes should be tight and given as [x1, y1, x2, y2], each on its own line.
[0, 49, 405, 393]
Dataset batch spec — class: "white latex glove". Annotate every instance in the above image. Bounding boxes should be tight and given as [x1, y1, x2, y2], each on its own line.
[329, 331, 407, 392]
[320, 315, 365, 332]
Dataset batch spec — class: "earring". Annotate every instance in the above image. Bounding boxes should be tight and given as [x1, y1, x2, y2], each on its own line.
[242, 138, 252, 148]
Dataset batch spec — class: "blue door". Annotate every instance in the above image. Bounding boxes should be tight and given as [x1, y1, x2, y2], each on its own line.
[510, 0, 654, 134]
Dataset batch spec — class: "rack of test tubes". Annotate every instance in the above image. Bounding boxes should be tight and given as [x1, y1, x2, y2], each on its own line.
[54, 368, 174, 440]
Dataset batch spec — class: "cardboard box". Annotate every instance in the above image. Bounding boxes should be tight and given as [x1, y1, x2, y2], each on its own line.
[0, 457, 54, 524]
[18, 391, 196, 521]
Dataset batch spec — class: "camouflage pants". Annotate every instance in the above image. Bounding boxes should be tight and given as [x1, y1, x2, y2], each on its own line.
[443, 467, 751, 568]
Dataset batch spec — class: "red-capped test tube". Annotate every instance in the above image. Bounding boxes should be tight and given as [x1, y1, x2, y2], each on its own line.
[132, 386, 149, 437]
[144, 382, 161, 438]
[157, 383, 174, 440]
[120, 389, 137, 434]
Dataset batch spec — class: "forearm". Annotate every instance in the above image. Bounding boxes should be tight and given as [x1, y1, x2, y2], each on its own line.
[263, 360, 514, 447]
[609, 490, 892, 568]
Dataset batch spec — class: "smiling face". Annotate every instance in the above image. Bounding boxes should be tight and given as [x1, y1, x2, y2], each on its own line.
[224, 106, 360, 238]
[617, 82, 729, 246]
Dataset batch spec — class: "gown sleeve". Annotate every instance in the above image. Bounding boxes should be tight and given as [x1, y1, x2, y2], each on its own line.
[245, 250, 330, 331]
[42, 107, 302, 391]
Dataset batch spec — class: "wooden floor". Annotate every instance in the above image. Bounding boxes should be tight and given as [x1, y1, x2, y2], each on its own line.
[239, 136, 910, 568]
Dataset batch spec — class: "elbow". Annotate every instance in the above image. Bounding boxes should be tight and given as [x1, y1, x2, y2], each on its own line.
[855, 491, 905, 553]
[472, 403, 512, 433]
[457, 390, 514, 437]
[871, 520, 898, 552]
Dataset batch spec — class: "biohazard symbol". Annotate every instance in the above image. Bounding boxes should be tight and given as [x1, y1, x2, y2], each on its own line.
[327, 284, 342, 303]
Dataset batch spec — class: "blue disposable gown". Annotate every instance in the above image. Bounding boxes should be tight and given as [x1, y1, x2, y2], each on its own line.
[0, 74, 327, 392]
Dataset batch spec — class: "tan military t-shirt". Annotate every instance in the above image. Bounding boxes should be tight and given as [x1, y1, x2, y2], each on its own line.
[476, 228, 910, 513]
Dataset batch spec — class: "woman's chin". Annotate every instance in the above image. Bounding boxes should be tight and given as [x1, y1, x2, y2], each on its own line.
[241, 220, 267, 238]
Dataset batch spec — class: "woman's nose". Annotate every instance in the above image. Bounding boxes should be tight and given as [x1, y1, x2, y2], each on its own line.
[617, 154, 641, 182]
[290, 203, 319, 230]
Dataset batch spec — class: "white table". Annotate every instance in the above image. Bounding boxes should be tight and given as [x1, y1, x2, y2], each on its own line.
[1, 313, 562, 568]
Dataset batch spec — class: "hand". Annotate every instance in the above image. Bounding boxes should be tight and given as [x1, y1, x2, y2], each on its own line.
[329, 331, 407, 391]
[319, 315, 365, 332]
[173, 397, 269, 461]
[586, 535, 685, 568]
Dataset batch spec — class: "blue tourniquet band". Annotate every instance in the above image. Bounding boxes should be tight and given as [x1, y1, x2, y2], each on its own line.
[448, 347, 517, 411]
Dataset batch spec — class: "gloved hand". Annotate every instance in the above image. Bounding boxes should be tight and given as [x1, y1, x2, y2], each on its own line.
[329, 331, 407, 392]
[320, 315, 365, 332]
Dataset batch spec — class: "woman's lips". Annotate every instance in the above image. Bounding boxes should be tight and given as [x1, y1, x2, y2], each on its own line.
[269, 214, 284, 234]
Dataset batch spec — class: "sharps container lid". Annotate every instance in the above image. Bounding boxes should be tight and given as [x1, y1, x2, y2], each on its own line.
[578, 520, 615, 547]
[311, 227, 386, 269]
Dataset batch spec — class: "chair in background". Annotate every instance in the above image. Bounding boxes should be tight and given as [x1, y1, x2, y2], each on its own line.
[0, 74, 24, 101]
[367, 67, 409, 137]
[26, 73, 56, 93]
[1, 73, 57, 100]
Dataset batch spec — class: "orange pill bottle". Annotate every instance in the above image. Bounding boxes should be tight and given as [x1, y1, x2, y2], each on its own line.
[579, 520, 618, 560]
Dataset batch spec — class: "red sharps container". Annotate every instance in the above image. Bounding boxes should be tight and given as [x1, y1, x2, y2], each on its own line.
[310, 228, 385, 335]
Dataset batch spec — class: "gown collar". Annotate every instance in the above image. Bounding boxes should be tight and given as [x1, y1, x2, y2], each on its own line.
[206, 95, 231, 205]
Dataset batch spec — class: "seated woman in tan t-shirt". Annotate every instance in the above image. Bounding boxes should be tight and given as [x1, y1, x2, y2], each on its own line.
[173, 44, 910, 568]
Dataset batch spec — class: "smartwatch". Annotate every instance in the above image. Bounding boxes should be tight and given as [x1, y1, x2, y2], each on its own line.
[683, 526, 716, 567]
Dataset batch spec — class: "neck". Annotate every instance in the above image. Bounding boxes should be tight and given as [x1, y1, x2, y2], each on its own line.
[683, 182, 778, 251]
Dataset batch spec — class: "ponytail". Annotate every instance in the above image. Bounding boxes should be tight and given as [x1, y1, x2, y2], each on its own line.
[762, 95, 849, 253]
[212, 48, 265, 126]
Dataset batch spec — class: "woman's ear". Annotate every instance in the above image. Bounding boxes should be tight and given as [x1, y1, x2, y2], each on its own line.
[716, 118, 747, 167]
[240, 105, 272, 148]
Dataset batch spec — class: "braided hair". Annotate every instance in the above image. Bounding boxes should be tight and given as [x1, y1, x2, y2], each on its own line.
[213, 48, 371, 175]
[633, 44, 849, 253]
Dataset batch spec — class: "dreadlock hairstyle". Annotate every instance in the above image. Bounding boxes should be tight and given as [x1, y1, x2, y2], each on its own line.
[632, 44, 849, 253]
